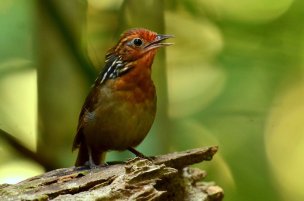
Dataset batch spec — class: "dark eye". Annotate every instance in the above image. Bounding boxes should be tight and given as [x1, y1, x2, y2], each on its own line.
[133, 38, 143, 46]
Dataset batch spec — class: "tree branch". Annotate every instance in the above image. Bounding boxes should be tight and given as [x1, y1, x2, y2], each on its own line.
[0, 128, 57, 170]
[0, 146, 223, 201]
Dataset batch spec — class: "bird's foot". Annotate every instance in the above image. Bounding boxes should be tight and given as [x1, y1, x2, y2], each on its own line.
[89, 163, 100, 169]
[83, 161, 107, 169]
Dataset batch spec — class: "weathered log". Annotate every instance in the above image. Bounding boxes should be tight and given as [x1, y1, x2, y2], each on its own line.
[0, 146, 223, 201]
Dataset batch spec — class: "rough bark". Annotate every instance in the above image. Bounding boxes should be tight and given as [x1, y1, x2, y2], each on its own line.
[0, 146, 223, 201]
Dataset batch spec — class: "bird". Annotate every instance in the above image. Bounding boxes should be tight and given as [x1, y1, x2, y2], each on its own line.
[72, 28, 173, 168]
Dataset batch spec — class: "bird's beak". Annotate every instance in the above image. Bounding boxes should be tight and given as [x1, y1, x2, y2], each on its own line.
[144, 34, 174, 51]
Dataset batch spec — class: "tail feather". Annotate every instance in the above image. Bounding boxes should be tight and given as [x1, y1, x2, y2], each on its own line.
[75, 143, 89, 166]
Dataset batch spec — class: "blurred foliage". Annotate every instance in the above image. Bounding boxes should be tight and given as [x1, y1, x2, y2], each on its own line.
[0, 0, 304, 201]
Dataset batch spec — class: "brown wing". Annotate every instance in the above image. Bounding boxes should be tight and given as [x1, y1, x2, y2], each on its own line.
[72, 54, 121, 151]
[72, 85, 100, 151]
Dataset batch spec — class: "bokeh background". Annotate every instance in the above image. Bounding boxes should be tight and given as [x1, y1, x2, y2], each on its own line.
[1, 0, 304, 200]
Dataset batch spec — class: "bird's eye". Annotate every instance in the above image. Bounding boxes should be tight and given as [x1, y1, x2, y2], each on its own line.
[132, 38, 143, 46]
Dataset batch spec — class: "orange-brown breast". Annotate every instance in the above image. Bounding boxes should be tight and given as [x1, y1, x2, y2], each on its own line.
[112, 51, 157, 103]
[84, 78, 156, 151]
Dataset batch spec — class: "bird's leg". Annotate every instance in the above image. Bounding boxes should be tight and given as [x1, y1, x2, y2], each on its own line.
[88, 146, 99, 169]
[128, 147, 153, 161]
[106, 161, 125, 165]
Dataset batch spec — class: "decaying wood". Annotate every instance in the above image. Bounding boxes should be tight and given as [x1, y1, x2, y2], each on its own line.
[0, 146, 223, 201]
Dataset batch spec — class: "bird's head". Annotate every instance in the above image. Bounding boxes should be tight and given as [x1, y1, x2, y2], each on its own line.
[107, 28, 173, 62]
[98, 28, 173, 84]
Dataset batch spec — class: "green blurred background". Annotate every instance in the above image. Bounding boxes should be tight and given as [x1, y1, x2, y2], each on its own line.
[1, 0, 304, 200]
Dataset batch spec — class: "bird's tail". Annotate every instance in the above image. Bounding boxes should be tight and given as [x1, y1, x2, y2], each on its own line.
[75, 142, 89, 166]
[75, 143, 106, 166]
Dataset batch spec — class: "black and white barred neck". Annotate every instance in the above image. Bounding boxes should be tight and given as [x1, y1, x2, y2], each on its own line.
[95, 54, 134, 85]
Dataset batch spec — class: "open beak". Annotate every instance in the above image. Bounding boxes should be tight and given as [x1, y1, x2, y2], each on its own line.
[144, 34, 174, 51]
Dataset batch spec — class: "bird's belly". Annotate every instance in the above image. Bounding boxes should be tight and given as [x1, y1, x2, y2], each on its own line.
[84, 96, 156, 151]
